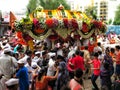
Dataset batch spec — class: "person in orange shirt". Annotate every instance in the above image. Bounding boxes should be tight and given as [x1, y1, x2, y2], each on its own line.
[109, 48, 116, 60]
[88, 52, 101, 90]
[69, 68, 84, 90]
[113, 45, 120, 80]
[32, 67, 59, 90]
[110, 37, 115, 44]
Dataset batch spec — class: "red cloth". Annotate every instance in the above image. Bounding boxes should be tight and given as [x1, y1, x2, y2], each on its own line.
[80, 46, 84, 50]
[72, 55, 85, 71]
[16, 32, 27, 45]
[69, 79, 82, 90]
[17, 39, 27, 45]
[35, 76, 52, 90]
[92, 59, 101, 75]
[88, 41, 95, 53]
[116, 51, 120, 65]
[88, 45, 94, 53]
[67, 58, 74, 72]
[23, 33, 33, 42]
[16, 31, 23, 38]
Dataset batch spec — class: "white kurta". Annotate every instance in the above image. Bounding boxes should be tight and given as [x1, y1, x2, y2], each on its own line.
[47, 58, 56, 76]
[0, 54, 16, 90]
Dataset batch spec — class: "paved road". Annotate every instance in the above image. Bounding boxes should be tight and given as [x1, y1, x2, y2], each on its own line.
[84, 77, 100, 90]
[84, 75, 116, 90]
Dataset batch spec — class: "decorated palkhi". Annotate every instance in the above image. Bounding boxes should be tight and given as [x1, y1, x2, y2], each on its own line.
[14, 5, 107, 40]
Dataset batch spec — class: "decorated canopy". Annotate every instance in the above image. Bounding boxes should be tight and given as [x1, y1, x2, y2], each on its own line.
[14, 5, 107, 41]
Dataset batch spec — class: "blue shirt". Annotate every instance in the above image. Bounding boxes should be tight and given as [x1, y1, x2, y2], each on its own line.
[16, 66, 29, 90]
[100, 68, 111, 86]
[13, 45, 19, 53]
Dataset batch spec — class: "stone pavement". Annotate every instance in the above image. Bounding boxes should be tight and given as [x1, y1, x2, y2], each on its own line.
[84, 77, 100, 90]
[84, 75, 116, 90]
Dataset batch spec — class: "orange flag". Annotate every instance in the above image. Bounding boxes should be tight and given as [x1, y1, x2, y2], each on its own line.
[9, 11, 16, 29]
[29, 13, 33, 21]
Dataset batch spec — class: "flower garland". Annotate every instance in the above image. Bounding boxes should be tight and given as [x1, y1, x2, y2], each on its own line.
[82, 22, 89, 33]
[14, 5, 107, 40]
[91, 20, 106, 33]
[26, 28, 52, 40]
[14, 17, 107, 39]
[77, 29, 95, 38]
[46, 18, 54, 28]
[71, 19, 79, 30]
[63, 18, 69, 28]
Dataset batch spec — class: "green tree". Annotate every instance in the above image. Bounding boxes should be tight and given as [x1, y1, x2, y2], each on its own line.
[26, 0, 38, 15]
[108, 19, 112, 25]
[85, 6, 97, 20]
[27, 0, 70, 15]
[113, 4, 120, 25]
[39, 0, 70, 10]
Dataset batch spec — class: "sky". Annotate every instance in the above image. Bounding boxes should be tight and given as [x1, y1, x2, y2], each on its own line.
[0, 0, 29, 12]
[0, 0, 89, 12]
[0, 0, 91, 12]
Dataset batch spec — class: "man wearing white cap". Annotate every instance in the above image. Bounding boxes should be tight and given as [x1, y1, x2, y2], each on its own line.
[25, 56, 40, 90]
[0, 50, 16, 90]
[47, 52, 57, 89]
[47, 52, 56, 76]
[14, 59, 29, 90]
[1, 40, 12, 50]
[32, 51, 41, 63]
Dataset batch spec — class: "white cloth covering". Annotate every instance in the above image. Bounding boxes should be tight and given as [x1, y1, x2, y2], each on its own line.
[5, 78, 19, 86]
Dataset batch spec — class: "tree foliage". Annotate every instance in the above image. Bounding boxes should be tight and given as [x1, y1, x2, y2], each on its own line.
[26, 0, 38, 14]
[85, 6, 97, 20]
[26, 0, 70, 15]
[39, 0, 70, 10]
[113, 4, 120, 25]
[108, 19, 112, 25]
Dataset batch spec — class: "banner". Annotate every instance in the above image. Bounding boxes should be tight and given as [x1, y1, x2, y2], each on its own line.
[9, 11, 16, 29]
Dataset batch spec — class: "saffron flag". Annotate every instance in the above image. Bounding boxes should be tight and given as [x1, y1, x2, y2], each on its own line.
[9, 11, 16, 29]
[29, 13, 33, 21]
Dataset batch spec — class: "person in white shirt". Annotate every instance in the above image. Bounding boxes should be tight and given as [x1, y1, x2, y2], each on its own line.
[32, 51, 41, 64]
[25, 56, 40, 90]
[47, 53, 56, 76]
[1, 40, 12, 50]
[47, 52, 57, 89]
[21, 50, 33, 64]
[0, 50, 17, 90]
[93, 42, 102, 53]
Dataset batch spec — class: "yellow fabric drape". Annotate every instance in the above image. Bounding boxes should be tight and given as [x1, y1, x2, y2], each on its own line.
[27, 40, 34, 52]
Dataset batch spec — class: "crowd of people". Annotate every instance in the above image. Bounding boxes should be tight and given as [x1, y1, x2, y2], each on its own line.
[0, 30, 120, 90]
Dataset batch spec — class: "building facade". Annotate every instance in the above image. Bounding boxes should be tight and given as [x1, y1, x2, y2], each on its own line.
[94, 0, 108, 22]
[67, 0, 120, 23]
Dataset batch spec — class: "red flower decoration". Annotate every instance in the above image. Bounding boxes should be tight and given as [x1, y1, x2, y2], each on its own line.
[34, 28, 44, 34]
[82, 22, 89, 33]
[49, 35, 58, 41]
[53, 18, 59, 27]
[23, 33, 33, 41]
[92, 20, 103, 29]
[71, 19, 79, 30]
[33, 18, 39, 27]
[74, 35, 80, 39]
[16, 31, 23, 38]
[45, 18, 53, 28]
[63, 18, 69, 28]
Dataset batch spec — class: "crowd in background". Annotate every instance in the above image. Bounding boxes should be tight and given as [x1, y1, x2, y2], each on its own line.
[0, 30, 120, 90]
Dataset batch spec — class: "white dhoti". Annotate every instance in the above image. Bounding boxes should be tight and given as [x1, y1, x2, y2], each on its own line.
[0, 77, 8, 90]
